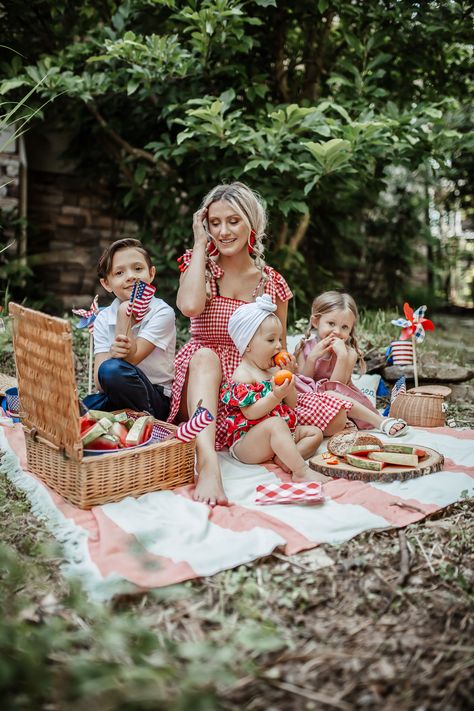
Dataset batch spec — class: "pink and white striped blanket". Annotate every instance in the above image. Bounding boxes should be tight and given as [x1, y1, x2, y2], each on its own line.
[1, 423, 473, 600]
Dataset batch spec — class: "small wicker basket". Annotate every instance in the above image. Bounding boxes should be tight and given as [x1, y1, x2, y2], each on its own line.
[9, 303, 195, 508]
[390, 385, 451, 428]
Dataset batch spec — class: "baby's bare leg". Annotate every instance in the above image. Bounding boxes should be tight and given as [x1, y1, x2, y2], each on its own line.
[294, 425, 323, 460]
[233, 418, 329, 483]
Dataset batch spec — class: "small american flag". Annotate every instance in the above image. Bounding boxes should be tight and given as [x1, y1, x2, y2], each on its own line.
[126, 280, 156, 322]
[175, 405, 214, 443]
[72, 295, 99, 333]
[391, 376, 407, 404]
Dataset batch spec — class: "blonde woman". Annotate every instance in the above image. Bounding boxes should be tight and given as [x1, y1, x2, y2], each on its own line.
[170, 182, 295, 506]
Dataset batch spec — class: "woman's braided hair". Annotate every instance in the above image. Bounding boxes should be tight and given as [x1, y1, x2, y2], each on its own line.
[295, 291, 366, 373]
[200, 182, 268, 299]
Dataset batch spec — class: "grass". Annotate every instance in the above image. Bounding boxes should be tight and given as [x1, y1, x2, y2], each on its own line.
[0, 308, 473, 709]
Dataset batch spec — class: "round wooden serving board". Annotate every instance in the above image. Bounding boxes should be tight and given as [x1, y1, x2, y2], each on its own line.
[309, 446, 444, 483]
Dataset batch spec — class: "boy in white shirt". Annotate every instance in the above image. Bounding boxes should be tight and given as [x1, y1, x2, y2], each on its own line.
[83, 238, 176, 419]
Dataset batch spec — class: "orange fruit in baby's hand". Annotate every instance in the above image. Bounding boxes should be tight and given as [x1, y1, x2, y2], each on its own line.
[274, 369, 293, 385]
[273, 350, 290, 368]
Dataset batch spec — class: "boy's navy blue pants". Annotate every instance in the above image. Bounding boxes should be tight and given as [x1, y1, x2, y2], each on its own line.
[83, 359, 170, 421]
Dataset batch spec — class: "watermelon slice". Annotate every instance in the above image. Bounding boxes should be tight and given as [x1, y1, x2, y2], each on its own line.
[85, 434, 121, 451]
[368, 451, 418, 467]
[126, 415, 154, 446]
[346, 444, 382, 455]
[345, 453, 384, 471]
[383, 444, 426, 457]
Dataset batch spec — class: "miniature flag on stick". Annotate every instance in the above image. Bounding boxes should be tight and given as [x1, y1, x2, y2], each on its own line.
[390, 376, 407, 404]
[72, 295, 100, 394]
[174, 401, 214, 443]
[126, 280, 156, 323]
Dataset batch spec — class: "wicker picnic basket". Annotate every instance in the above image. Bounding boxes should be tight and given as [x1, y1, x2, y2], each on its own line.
[390, 385, 451, 428]
[9, 303, 195, 508]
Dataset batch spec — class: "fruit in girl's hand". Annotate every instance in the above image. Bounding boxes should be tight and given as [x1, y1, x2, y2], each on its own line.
[273, 350, 291, 368]
[274, 369, 293, 386]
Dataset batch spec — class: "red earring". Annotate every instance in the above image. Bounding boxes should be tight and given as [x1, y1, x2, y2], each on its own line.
[207, 240, 219, 257]
[248, 229, 256, 255]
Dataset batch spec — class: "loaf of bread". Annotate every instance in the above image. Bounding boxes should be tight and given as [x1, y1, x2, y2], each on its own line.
[327, 430, 384, 457]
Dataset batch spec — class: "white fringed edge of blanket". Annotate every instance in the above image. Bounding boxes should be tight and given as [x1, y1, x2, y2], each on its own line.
[0, 428, 140, 601]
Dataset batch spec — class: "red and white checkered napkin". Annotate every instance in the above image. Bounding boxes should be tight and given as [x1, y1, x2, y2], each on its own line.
[255, 481, 324, 505]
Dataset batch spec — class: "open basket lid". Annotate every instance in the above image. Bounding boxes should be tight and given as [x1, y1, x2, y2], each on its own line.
[408, 385, 452, 397]
[9, 303, 83, 461]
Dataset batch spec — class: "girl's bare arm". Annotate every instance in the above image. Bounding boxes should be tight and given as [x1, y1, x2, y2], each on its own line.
[330, 340, 356, 384]
[241, 378, 292, 419]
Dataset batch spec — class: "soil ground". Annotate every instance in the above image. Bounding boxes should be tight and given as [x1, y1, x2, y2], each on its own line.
[0, 312, 473, 709]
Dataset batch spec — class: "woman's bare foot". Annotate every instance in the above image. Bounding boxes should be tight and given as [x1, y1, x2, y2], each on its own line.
[193, 454, 228, 506]
[273, 455, 292, 474]
[292, 464, 331, 483]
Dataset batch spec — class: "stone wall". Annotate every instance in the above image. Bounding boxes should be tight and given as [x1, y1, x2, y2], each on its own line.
[27, 170, 138, 308]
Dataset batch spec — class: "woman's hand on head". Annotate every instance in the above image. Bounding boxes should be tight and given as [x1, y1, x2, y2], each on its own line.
[193, 208, 209, 249]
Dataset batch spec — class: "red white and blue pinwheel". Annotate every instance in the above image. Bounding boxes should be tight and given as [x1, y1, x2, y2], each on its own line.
[391, 303, 435, 344]
[72, 295, 100, 333]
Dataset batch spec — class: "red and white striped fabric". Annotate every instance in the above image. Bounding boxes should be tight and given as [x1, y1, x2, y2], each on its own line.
[175, 406, 214, 443]
[126, 280, 156, 322]
[390, 340, 414, 365]
[255, 481, 324, 505]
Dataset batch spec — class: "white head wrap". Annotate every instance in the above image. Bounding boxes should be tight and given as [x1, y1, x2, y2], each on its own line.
[228, 294, 278, 355]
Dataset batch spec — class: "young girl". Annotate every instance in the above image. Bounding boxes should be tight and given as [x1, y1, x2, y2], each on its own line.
[221, 295, 329, 483]
[295, 291, 408, 436]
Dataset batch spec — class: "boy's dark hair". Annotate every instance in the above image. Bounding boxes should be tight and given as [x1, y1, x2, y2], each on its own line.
[98, 238, 153, 279]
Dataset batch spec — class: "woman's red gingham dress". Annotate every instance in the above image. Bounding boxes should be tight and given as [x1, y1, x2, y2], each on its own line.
[169, 251, 352, 449]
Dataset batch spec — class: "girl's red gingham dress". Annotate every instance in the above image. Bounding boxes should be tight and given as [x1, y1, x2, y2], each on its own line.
[169, 250, 352, 449]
